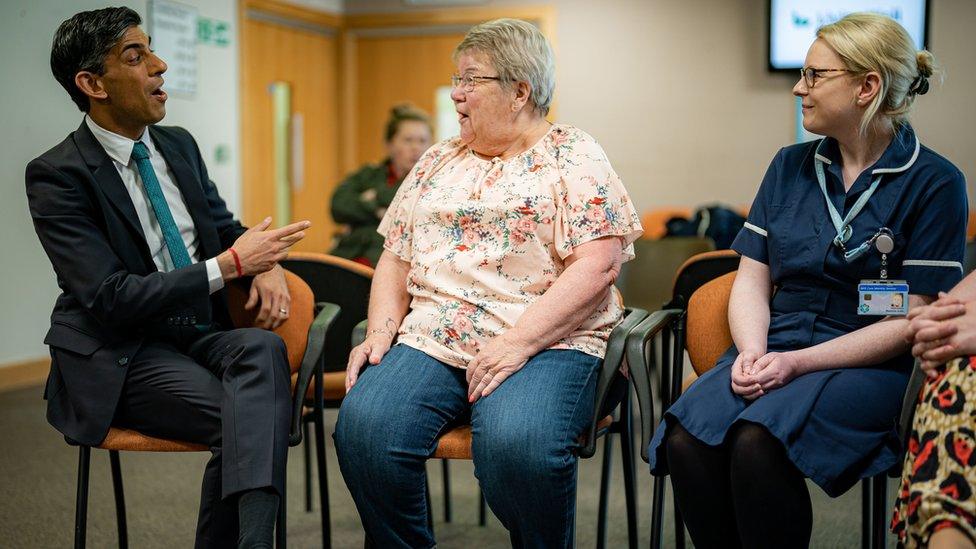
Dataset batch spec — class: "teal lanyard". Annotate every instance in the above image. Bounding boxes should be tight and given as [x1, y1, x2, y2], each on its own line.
[814, 142, 883, 262]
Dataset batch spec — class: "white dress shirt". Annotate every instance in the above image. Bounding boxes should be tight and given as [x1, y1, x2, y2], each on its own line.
[85, 116, 224, 293]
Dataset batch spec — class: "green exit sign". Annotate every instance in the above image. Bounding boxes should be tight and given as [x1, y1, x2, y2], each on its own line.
[198, 18, 230, 47]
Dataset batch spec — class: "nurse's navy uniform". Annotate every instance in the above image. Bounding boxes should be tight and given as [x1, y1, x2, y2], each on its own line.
[648, 125, 968, 496]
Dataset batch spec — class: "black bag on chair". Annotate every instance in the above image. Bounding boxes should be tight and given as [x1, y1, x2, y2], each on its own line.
[665, 204, 746, 250]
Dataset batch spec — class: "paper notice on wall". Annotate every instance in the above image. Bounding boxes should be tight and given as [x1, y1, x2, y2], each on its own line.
[148, 0, 198, 96]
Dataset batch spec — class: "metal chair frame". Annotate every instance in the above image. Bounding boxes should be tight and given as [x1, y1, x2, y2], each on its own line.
[625, 251, 898, 549]
[70, 302, 340, 549]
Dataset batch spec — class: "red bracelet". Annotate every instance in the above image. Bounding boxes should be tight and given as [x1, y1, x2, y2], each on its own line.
[228, 248, 243, 277]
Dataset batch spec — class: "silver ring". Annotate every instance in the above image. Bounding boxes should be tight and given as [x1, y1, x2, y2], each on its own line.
[279, 308, 288, 314]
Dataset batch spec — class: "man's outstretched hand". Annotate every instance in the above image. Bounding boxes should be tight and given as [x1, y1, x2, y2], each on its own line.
[218, 217, 310, 280]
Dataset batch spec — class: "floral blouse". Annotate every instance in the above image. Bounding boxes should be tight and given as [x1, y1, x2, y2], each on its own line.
[377, 124, 643, 368]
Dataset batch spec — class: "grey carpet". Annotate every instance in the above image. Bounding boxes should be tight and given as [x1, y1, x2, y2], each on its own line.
[0, 384, 896, 547]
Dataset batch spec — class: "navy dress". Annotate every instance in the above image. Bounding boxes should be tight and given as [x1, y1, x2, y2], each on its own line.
[648, 125, 968, 496]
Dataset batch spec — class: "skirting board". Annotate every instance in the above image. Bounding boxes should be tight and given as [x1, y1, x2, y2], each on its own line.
[0, 357, 49, 393]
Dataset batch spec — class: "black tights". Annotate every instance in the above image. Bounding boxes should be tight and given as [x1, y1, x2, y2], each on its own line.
[665, 422, 813, 549]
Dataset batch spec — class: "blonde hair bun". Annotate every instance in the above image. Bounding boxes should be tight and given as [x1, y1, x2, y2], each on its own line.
[818, 12, 939, 132]
[916, 50, 935, 78]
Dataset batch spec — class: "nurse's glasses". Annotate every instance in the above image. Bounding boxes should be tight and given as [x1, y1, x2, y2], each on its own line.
[800, 67, 851, 88]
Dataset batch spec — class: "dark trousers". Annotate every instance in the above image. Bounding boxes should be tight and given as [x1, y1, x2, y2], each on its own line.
[112, 327, 291, 548]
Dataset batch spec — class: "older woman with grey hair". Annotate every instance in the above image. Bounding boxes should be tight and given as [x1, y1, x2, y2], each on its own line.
[333, 18, 642, 547]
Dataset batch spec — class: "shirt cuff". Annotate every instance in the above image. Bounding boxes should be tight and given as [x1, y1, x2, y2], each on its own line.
[205, 258, 225, 294]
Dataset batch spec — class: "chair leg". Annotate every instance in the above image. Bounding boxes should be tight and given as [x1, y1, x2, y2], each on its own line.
[596, 433, 614, 549]
[75, 446, 91, 549]
[871, 474, 887, 549]
[861, 477, 871, 549]
[649, 475, 665, 549]
[275, 479, 287, 549]
[109, 450, 128, 549]
[441, 459, 452, 523]
[313, 406, 331, 549]
[478, 489, 486, 527]
[620, 403, 638, 549]
[303, 418, 312, 512]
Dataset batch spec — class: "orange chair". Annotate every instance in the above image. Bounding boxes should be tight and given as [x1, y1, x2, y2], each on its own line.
[640, 207, 693, 240]
[623, 250, 738, 548]
[351, 306, 649, 547]
[69, 270, 340, 549]
[627, 251, 901, 549]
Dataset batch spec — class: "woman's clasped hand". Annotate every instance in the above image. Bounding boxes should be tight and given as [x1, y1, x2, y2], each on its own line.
[731, 349, 801, 399]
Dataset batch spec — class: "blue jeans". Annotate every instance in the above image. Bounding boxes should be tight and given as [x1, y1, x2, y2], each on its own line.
[334, 344, 601, 548]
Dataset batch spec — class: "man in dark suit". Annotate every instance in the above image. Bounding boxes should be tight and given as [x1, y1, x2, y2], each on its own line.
[27, 7, 309, 547]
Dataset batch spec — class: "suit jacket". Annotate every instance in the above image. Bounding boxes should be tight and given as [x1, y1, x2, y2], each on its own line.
[26, 121, 247, 446]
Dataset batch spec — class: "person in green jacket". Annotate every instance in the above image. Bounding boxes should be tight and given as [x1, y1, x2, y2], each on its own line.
[331, 104, 433, 266]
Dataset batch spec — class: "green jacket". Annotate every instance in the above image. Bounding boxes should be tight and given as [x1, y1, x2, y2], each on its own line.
[330, 159, 403, 266]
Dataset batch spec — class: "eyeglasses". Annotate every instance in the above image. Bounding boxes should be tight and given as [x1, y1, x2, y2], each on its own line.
[800, 67, 851, 88]
[451, 74, 503, 92]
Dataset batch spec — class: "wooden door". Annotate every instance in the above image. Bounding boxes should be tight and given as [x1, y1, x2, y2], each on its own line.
[342, 7, 556, 173]
[350, 33, 465, 170]
[240, 0, 340, 252]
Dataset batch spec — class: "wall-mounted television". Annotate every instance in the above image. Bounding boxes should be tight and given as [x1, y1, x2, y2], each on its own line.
[768, 0, 929, 71]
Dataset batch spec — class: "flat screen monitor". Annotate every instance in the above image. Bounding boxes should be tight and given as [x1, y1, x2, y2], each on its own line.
[768, 0, 928, 71]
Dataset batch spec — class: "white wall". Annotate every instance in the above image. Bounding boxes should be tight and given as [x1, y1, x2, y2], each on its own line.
[345, 0, 976, 213]
[0, 0, 239, 364]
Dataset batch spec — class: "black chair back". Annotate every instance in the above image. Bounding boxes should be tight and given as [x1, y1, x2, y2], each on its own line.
[667, 249, 740, 310]
[281, 253, 372, 373]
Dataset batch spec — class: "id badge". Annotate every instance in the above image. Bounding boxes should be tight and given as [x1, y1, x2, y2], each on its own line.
[858, 280, 909, 316]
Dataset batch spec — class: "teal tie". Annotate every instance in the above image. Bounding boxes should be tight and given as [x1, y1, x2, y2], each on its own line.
[131, 142, 192, 269]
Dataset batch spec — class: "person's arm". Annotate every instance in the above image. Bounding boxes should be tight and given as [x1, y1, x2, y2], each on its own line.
[345, 250, 412, 391]
[943, 273, 976, 301]
[727, 256, 773, 399]
[331, 167, 383, 225]
[912, 299, 976, 371]
[751, 294, 933, 391]
[729, 257, 773, 357]
[754, 158, 967, 391]
[895, 168, 970, 369]
[903, 272, 976, 365]
[725, 150, 783, 398]
[466, 236, 622, 401]
[181, 127, 298, 330]
[27, 157, 212, 328]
